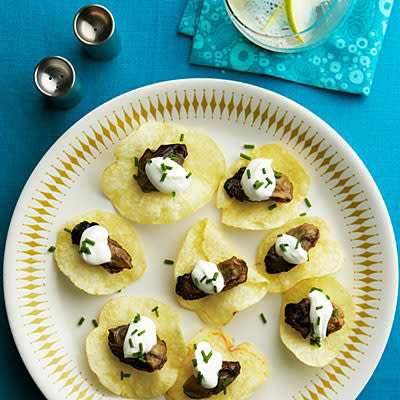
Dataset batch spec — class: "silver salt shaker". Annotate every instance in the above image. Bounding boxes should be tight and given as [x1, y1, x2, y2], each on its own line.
[33, 56, 84, 108]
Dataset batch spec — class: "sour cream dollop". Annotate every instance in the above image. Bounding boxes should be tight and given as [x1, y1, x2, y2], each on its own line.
[240, 158, 276, 201]
[79, 225, 111, 265]
[123, 315, 157, 358]
[308, 290, 333, 341]
[193, 341, 223, 389]
[191, 260, 225, 294]
[275, 234, 308, 265]
[145, 156, 192, 194]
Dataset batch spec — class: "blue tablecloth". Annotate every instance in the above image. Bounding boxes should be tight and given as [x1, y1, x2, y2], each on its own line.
[0, 0, 398, 398]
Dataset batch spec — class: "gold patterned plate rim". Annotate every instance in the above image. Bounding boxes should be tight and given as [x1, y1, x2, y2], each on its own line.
[3, 78, 398, 400]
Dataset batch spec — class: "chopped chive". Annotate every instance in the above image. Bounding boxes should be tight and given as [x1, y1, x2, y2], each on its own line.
[186, 172, 192, 179]
[253, 180, 263, 190]
[194, 344, 197, 350]
[262, 168, 266, 174]
[134, 157, 139, 166]
[201, 350, 212, 363]
[92, 319, 98, 327]
[132, 351, 142, 357]
[164, 259, 174, 265]
[120, 371, 131, 380]
[138, 357, 147, 363]
[84, 238, 95, 246]
[240, 153, 252, 161]
[279, 244, 287, 252]
[152, 306, 159, 317]
[222, 377, 230, 395]
[200, 275, 206, 283]
[277, 233, 283, 237]
[317, 316, 321, 326]
[146, 158, 152, 164]
[310, 322, 315, 336]
[172, 191, 176, 197]
[117, 289, 122, 293]
[269, 203, 277, 210]
[311, 287, 323, 292]
[197, 371, 203, 384]
[243, 144, 255, 149]
[133, 174, 137, 180]
[295, 238, 300, 250]
[213, 286, 217, 293]
[64, 227, 72, 233]
[131, 329, 138, 336]
[138, 330, 146, 336]
[160, 172, 167, 182]
[168, 153, 178, 162]
[227, 182, 233, 190]
[316, 305, 323, 310]
[206, 278, 213, 284]
[212, 272, 219, 281]
[192, 358, 198, 367]
[180, 133, 185, 142]
[305, 198, 312, 208]
[77, 317, 85, 326]
[161, 163, 167, 172]
[129, 338, 134, 348]
[139, 342, 143, 354]
[166, 165, 173, 170]
[326, 294, 331, 300]
[133, 313, 141, 323]
[48, 245, 56, 253]
[310, 337, 321, 347]
[194, 277, 200, 287]
[260, 313, 267, 324]
[247, 169, 251, 179]
[274, 172, 282, 179]
[299, 212, 307, 216]
[266, 177, 273, 185]
[333, 309, 339, 318]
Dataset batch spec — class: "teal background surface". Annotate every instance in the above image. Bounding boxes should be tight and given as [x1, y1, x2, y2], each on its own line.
[0, 0, 399, 398]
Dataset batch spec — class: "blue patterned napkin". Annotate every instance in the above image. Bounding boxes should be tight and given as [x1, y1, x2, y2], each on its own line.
[178, 0, 394, 95]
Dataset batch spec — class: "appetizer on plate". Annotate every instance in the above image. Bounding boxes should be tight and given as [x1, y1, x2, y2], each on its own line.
[256, 216, 344, 293]
[166, 328, 268, 400]
[216, 144, 310, 230]
[102, 121, 225, 224]
[86, 296, 186, 398]
[174, 218, 269, 326]
[280, 277, 355, 367]
[54, 210, 145, 295]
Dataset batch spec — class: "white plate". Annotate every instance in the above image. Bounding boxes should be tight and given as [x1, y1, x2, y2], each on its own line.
[4, 79, 397, 400]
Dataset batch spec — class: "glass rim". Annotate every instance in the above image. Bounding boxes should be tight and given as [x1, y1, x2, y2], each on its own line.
[223, 0, 341, 39]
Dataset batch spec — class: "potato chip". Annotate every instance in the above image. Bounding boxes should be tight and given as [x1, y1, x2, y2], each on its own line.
[86, 296, 186, 398]
[175, 218, 269, 326]
[166, 327, 268, 400]
[256, 216, 344, 293]
[216, 144, 310, 230]
[54, 210, 146, 295]
[280, 277, 355, 367]
[102, 122, 225, 224]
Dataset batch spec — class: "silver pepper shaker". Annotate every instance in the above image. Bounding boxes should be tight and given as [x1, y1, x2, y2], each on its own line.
[73, 4, 121, 60]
